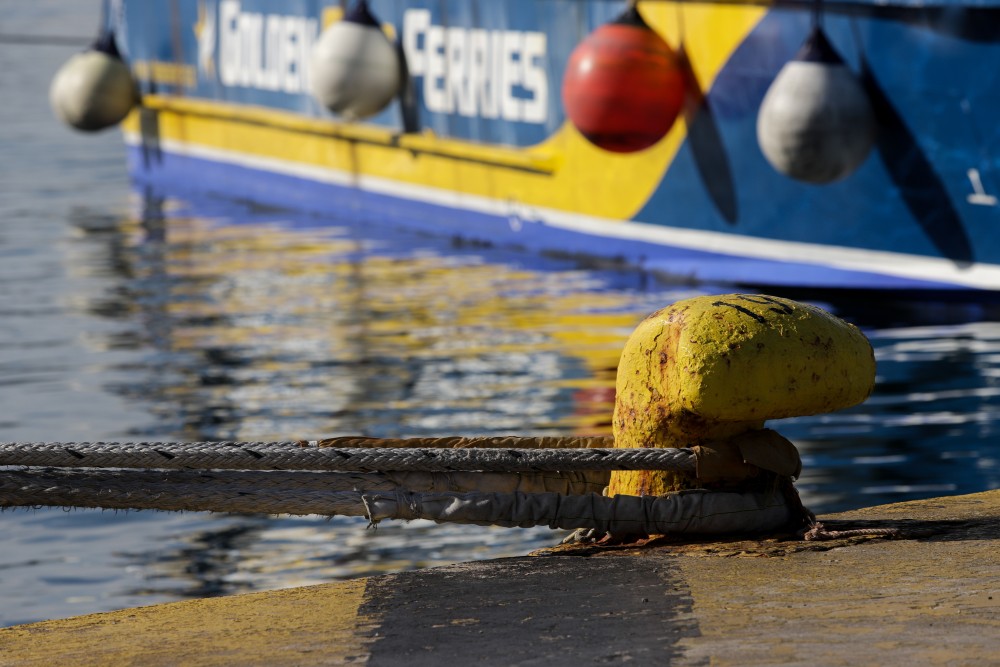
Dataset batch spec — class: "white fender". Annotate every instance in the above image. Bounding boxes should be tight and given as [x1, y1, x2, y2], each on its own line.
[310, 2, 401, 120]
[50, 44, 136, 132]
[757, 28, 876, 184]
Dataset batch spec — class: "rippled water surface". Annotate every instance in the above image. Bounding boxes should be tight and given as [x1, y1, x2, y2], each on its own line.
[3, 1, 1000, 628]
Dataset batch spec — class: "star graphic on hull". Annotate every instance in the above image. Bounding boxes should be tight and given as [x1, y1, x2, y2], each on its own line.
[194, 1, 216, 78]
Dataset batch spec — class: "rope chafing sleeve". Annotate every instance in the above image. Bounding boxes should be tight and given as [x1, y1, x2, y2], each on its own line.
[370, 488, 794, 534]
[0, 468, 609, 496]
[0, 468, 791, 535]
[379, 470, 610, 494]
[0, 442, 696, 473]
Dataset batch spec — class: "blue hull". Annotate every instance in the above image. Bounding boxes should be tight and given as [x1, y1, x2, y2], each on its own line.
[113, 0, 1000, 292]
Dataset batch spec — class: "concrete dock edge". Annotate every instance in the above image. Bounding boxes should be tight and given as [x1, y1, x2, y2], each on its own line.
[2, 490, 998, 665]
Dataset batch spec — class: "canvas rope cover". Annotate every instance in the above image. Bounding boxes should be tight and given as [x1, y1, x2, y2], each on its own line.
[0, 467, 794, 535]
[0, 439, 797, 535]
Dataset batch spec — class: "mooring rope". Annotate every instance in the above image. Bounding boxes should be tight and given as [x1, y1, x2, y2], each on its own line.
[0, 442, 695, 473]
[0, 33, 90, 46]
[802, 521, 902, 541]
[0, 467, 792, 534]
[309, 436, 614, 449]
[0, 468, 609, 497]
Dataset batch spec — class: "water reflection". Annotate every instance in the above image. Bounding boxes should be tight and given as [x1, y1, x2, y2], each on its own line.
[88, 195, 683, 444]
[20, 191, 1000, 619]
[57, 192, 706, 606]
[782, 317, 1000, 511]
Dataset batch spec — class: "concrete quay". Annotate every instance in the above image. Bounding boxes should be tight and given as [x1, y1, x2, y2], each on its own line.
[2, 489, 998, 666]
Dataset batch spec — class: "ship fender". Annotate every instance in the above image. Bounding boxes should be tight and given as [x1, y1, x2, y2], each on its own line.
[561, 7, 685, 153]
[310, 0, 401, 120]
[49, 31, 137, 132]
[756, 28, 876, 184]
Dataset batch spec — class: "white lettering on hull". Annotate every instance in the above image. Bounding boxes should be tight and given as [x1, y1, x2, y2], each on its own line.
[217, 0, 318, 94]
[204, 3, 548, 124]
[402, 9, 548, 124]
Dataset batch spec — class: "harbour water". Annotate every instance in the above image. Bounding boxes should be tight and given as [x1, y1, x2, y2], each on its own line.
[2, 1, 999, 628]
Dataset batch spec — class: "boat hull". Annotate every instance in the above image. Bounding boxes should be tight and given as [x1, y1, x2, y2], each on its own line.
[115, 0, 1000, 292]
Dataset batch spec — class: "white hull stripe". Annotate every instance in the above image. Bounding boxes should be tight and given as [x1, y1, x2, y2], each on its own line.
[124, 132, 1000, 290]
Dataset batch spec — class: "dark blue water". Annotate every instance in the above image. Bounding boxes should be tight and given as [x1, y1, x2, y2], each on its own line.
[2, 1, 998, 629]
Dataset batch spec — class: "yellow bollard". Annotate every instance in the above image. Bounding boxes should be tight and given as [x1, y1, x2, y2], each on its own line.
[609, 294, 875, 498]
